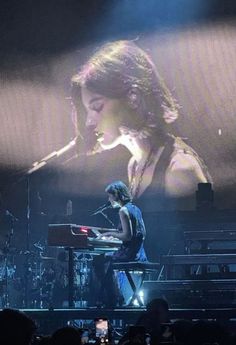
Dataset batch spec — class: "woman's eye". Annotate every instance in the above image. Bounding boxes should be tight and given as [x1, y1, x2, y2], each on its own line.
[91, 102, 104, 113]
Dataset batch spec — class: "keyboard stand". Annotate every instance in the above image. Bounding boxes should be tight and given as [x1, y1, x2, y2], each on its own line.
[66, 247, 75, 308]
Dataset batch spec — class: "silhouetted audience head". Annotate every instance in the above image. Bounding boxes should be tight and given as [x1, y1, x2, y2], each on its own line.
[146, 298, 170, 323]
[0, 308, 36, 345]
[133, 298, 170, 345]
[1, 306, 233, 345]
[51, 326, 81, 345]
[172, 319, 193, 344]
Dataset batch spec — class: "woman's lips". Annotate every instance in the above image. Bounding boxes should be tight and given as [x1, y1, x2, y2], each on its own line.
[95, 131, 104, 142]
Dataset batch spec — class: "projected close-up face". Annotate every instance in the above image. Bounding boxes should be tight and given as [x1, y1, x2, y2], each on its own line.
[1, 17, 236, 212]
[81, 87, 130, 148]
[71, 40, 212, 203]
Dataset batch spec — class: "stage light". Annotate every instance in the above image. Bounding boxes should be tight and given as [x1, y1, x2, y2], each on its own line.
[133, 290, 144, 306]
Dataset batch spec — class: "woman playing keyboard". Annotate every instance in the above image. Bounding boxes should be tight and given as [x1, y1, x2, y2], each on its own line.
[91, 180, 147, 308]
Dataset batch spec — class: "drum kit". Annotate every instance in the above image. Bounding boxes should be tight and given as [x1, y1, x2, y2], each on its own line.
[0, 241, 93, 309]
[0, 147, 98, 309]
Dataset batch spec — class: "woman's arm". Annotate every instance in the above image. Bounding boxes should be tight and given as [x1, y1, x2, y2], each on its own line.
[103, 207, 133, 241]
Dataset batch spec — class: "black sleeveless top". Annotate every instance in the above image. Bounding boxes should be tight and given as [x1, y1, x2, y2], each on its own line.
[112, 202, 147, 262]
[135, 134, 212, 211]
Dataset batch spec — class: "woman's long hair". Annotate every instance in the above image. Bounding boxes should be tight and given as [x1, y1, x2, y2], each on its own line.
[71, 40, 179, 138]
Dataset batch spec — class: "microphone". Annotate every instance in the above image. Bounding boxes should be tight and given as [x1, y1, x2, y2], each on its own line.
[91, 202, 112, 216]
[66, 199, 73, 216]
[27, 136, 79, 174]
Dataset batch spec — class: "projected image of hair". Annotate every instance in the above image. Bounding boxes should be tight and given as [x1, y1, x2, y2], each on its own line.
[71, 40, 212, 209]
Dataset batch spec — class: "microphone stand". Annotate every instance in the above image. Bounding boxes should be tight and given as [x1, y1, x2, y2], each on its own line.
[17, 137, 79, 308]
[92, 205, 115, 227]
[24, 175, 30, 308]
[27, 137, 78, 174]
[99, 210, 115, 227]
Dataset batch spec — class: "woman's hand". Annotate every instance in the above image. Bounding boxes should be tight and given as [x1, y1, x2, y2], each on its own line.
[102, 231, 113, 237]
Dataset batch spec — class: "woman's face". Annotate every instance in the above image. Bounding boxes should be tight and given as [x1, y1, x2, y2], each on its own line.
[107, 192, 121, 208]
[81, 87, 133, 148]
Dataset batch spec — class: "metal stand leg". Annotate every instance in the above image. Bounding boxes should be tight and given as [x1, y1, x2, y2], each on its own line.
[2, 225, 15, 308]
[68, 248, 74, 308]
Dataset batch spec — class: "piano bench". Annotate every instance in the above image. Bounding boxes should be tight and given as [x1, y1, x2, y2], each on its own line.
[112, 262, 159, 306]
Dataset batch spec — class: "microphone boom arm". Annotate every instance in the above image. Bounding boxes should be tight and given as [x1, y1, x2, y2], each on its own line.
[27, 137, 78, 175]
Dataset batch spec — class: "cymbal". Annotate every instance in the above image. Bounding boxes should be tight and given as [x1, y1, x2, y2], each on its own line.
[39, 256, 56, 260]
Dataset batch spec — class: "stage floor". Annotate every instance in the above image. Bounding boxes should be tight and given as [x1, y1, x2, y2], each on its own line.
[17, 307, 236, 321]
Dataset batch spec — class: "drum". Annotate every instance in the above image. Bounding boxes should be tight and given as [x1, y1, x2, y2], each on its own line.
[74, 253, 93, 303]
[0, 260, 19, 308]
[0, 261, 16, 281]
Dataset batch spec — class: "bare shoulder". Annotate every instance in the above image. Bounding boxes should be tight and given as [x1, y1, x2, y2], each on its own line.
[119, 206, 129, 217]
[165, 151, 208, 196]
[169, 151, 204, 171]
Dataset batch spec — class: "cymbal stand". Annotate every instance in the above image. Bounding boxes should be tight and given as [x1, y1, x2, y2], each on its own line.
[24, 176, 45, 307]
[2, 217, 16, 308]
[23, 176, 31, 308]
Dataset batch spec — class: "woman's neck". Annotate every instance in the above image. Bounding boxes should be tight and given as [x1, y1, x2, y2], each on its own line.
[119, 132, 159, 163]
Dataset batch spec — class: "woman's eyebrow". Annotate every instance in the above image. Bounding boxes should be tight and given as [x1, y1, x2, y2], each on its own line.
[89, 96, 104, 104]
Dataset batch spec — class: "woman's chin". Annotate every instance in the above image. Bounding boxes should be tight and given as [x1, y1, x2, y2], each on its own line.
[100, 136, 122, 150]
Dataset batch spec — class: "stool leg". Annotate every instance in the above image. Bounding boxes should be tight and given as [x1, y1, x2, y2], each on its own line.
[126, 270, 144, 306]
